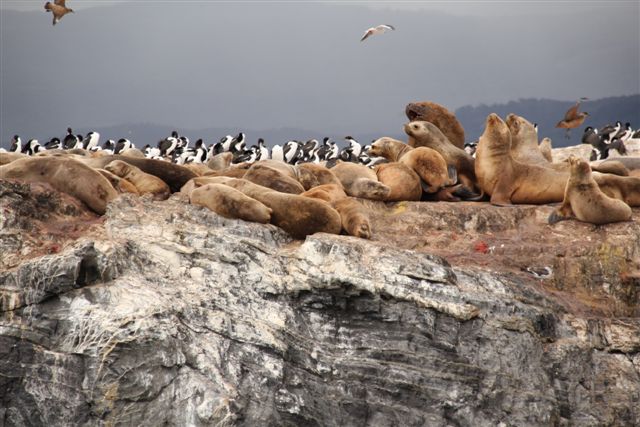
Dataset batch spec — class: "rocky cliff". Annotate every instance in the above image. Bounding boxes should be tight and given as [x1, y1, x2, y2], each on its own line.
[1, 179, 639, 426]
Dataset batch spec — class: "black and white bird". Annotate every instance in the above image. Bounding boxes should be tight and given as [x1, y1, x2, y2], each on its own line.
[257, 138, 270, 160]
[283, 140, 301, 164]
[271, 144, 284, 162]
[44, 137, 61, 150]
[102, 139, 115, 155]
[9, 135, 22, 152]
[360, 24, 395, 42]
[158, 136, 179, 157]
[22, 139, 42, 155]
[114, 138, 133, 154]
[143, 144, 162, 159]
[83, 131, 100, 151]
[464, 140, 479, 157]
[63, 127, 78, 149]
[229, 133, 246, 153]
[184, 139, 207, 163]
[600, 121, 622, 143]
[233, 146, 258, 164]
[345, 136, 362, 158]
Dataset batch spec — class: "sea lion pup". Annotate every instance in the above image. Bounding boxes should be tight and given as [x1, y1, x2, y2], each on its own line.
[104, 160, 171, 200]
[368, 137, 453, 193]
[301, 184, 372, 239]
[207, 152, 233, 171]
[475, 113, 569, 205]
[330, 161, 391, 201]
[243, 163, 305, 194]
[549, 156, 632, 225]
[192, 177, 342, 239]
[189, 183, 272, 224]
[96, 169, 140, 195]
[539, 138, 553, 163]
[0, 156, 117, 215]
[405, 101, 465, 149]
[81, 155, 196, 192]
[404, 121, 478, 192]
[374, 162, 422, 201]
[294, 163, 342, 191]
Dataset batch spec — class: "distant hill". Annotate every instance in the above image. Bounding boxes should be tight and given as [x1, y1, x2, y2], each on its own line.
[455, 95, 640, 147]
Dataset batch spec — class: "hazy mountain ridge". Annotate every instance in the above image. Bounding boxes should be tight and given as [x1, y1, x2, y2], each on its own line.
[456, 94, 640, 146]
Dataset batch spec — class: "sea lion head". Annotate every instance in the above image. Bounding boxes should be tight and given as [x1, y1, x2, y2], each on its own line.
[568, 155, 591, 176]
[506, 113, 537, 142]
[480, 114, 511, 151]
[406, 102, 430, 121]
[403, 121, 428, 138]
[367, 137, 397, 158]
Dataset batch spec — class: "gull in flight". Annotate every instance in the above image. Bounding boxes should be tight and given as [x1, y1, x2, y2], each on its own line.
[360, 24, 395, 42]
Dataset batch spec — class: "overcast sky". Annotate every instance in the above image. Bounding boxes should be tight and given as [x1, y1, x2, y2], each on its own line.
[1, 1, 638, 143]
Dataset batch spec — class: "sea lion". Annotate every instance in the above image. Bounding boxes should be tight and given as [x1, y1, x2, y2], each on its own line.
[0, 152, 26, 165]
[104, 160, 171, 200]
[294, 163, 342, 190]
[368, 137, 453, 193]
[243, 163, 305, 194]
[190, 183, 272, 223]
[120, 148, 145, 158]
[96, 169, 140, 195]
[404, 121, 477, 191]
[186, 176, 342, 239]
[505, 114, 551, 166]
[81, 155, 196, 192]
[203, 167, 249, 179]
[374, 162, 422, 201]
[405, 101, 465, 149]
[590, 161, 629, 177]
[539, 138, 553, 163]
[301, 184, 371, 239]
[207, 152, 233, 171]
[475, 113, 568, 205]
[330, 161, 391, 200]
[182, 163, 213, 176]
[599, 157, 640, 173]
[549, 156, 632, 225]
[0, 156, 117, 214]
[334, 197, 372, 239]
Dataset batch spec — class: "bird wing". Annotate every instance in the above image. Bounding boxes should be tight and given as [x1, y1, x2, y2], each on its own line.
[379, 24, 395, 31]
[54, 0, 66, 7]
[563, 102, 580, 121]
[360, 30, 372, 42]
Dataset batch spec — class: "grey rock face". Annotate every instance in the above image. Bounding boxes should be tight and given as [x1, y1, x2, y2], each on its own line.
[1, 185, 639, 426]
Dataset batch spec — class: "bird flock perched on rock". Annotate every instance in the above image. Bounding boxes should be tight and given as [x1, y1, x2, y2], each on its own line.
[1, 128, 390, 168]
[581, 121, 639, 160]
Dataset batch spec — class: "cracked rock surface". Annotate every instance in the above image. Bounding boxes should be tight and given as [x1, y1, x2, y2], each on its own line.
[1, 180, 639, 426]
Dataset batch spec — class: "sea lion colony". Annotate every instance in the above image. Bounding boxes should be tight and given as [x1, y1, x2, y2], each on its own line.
[1, 101, 639, 238]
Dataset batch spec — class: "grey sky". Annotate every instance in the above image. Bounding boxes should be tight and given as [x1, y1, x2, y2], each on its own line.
[1, 1, 638, 143]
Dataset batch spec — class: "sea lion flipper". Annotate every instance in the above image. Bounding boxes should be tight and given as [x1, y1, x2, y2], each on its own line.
[489, 178, 513, 206]
[447, 165, 458, 185]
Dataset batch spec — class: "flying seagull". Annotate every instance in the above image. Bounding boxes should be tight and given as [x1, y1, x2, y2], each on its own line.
[44, 0, 74, 26]
[555, 97, 589, 139]
[360, 24, 395, 42]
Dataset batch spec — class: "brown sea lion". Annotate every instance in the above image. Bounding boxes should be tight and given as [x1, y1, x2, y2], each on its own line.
[505, 113, 550, 166]
[181, 163, 213, 176]
[549, 156, 632, 225]
[104, 160, 171, 200]
[330, 161, 391, 201]
[294, 163, 342, 190]
[185, 176, 342, 239]
[0, 152, 26, 165]
[243, 163, 305, 194]
[190, 183, 272, 223]
[301, 184, 371, 239]
[120, 148, 145, 158]
[96, 169, 140, 195]
[404, 121, 477, 191]
[368, 137, 453, 193]
[374, 162, 422, 202]
[539, 138, 553, 163]
[81, 155, 196, 192]
[475, 113, 568, 205]
[334, 198, 372, 239]
[0, 156, 117, 214]
[405, 101, 465, 148]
